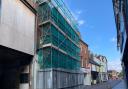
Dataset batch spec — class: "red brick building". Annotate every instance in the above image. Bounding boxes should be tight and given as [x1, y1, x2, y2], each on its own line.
[80, 40, 91, 85]
[80, 40, 90, 68]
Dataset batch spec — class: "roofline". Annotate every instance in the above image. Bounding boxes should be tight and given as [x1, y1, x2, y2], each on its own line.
[89, 59, 100, 66]
[20, 0, 37, 14]
[80, 39, 88, 47]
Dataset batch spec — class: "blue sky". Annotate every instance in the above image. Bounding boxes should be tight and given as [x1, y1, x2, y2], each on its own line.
[64, 0, 121, 71]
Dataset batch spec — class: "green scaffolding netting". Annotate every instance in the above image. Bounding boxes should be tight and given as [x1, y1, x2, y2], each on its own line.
[37, 0, 78, 31]
[38, 47, 80, 70]
[41, 24, 80, 60]
[38, 3, 79, 44]
[38, 1, 81, 70]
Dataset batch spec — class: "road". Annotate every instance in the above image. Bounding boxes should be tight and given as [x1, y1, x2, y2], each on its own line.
[112, 80, 126, 89]
[83, 79, 123, 89]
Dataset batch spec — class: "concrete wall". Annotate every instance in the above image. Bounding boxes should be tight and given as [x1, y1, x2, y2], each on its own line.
[0, 0, 36, 55]
[20, 66, 30, 89]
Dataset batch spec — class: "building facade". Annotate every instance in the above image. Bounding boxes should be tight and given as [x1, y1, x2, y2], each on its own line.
[80, 40, 91, 85]
[0, 0, 84, 89]
[80, 40, 89, 69]
[113, 0, 128, 87]
[89, 54, 108, 84]
[0, 0, 36, 89]
[89, 54, 101, 84]
[97, 56, 108, 82]
[36, 0, 84, 89]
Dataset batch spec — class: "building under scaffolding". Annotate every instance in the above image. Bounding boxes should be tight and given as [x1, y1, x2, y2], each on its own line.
[36, 0, 84, 89]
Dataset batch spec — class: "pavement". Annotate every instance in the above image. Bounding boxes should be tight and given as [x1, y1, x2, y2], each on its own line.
[112, 80, 126, 89]
[83, 79, 122, 89]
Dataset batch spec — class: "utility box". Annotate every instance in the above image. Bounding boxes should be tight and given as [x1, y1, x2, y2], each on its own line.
[0, 0, 36, 55]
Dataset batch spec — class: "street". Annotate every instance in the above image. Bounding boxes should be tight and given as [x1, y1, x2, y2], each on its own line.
[0, 0, 127, 89]
[83, 79, 126, 89]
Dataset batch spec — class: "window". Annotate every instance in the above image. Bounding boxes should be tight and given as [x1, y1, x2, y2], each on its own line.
[20, 73, 29, 83]
[84, 49, 86, 54]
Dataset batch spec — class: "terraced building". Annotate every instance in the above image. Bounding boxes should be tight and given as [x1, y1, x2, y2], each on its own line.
[36, 0, 83, 89]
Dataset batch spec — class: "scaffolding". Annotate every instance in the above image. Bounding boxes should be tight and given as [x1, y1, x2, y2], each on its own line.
[37, 0, 79, 31]
[37, 0, 81, 70]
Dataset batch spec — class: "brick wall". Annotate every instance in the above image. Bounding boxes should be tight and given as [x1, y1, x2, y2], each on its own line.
[80, 40, 89, 68]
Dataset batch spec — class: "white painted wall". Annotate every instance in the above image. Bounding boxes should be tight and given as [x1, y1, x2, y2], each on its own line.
[92, 64, 96, 71]
[84, 73, 91, 85]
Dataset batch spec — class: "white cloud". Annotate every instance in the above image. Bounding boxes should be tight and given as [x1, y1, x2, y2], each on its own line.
[72, 11, 80, 20]
[76, 10, 82, 14]
[110, 37, 117, 43]
[78, 20, 85, 26]
[72, 13, 79, 20]
[108, 59, 122, 72]
[72, 10, 85, 26]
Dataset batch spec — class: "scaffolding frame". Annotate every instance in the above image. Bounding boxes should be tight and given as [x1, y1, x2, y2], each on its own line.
[37, 0, 79, 31]
[37, 0, 81, 70]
